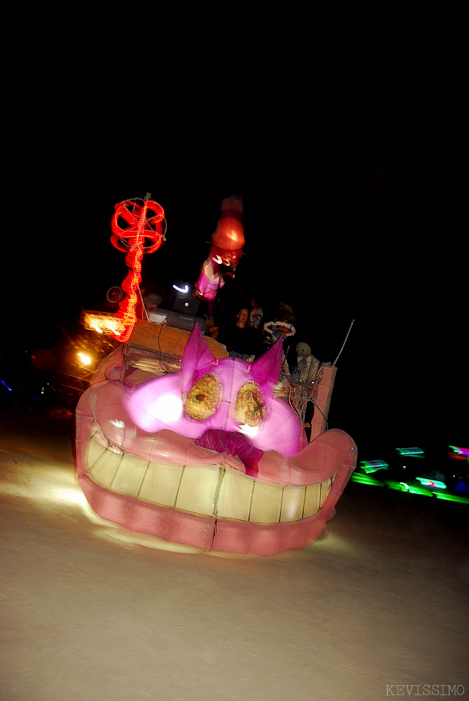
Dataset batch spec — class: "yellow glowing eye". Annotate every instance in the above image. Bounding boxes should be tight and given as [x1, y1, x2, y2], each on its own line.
[185, 374, 222, 421]
[235, 382, 266, 427]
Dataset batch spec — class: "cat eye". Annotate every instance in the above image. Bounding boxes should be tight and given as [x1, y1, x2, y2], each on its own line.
[184, 373, 222, 420]
[235, 381, 266, 427]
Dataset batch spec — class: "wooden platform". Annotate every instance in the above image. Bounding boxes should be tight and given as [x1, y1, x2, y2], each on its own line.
[124, 319, 229, 375]
[128, 320, 228, 359]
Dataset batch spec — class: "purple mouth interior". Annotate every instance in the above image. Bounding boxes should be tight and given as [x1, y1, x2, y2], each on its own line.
[194, 429, 264, 477]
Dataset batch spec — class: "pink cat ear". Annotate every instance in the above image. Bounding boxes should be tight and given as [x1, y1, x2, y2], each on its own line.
[181, 323, 217, 393]
[250, 338, 283, 392]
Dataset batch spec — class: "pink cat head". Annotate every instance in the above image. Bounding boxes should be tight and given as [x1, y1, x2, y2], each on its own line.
[124, 324, 302, 457]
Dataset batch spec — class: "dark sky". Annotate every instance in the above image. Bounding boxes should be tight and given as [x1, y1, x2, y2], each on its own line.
[4, 116, 466, 455]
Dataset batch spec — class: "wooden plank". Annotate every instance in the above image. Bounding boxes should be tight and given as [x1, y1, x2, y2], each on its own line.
[128, 320, 228, 359]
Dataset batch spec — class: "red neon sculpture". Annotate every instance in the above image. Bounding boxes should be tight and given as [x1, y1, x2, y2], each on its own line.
[110, 194, 165, 343]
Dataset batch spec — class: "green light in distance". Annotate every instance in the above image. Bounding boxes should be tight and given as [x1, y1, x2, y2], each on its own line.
[416, 477, 447, 489]
[385, 480, 434, 497]
[350, 474, 385, 487]
[396, 447, 425, 457]
[434, 492, 469, 504]
[359, 460, 389, 474]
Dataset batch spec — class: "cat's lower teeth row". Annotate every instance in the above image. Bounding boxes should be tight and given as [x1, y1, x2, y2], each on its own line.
[87, 436, 334, 524]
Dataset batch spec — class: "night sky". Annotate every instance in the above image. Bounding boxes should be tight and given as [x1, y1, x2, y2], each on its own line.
[4, 115, 466, 460]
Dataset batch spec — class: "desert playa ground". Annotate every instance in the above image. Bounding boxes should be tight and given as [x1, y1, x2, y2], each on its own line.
[1, 411, 468, 701]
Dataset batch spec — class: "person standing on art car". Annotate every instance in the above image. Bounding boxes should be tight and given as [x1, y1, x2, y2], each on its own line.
[218, 307, 258, 361]
[202, 274, 245, 341]
[263, 309, 297, 348]
[262, 306, 297, 370]
[249, 296, 264, 330]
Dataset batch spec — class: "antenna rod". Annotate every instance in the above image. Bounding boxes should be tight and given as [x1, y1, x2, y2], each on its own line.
[333, 319, 355, 366]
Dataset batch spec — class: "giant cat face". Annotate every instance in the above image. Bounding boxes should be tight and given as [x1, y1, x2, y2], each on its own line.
[76, 324, 357, 556]
[124, 324, 303, 461]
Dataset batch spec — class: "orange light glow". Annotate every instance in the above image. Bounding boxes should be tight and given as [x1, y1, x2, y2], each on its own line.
[81, 311, 124, 336]
[211, 218, 245, 251]
[77, 352, 92, 366]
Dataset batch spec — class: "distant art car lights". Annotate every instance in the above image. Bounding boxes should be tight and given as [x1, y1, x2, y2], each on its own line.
[448, 446, 469, 462]
[351, 447, 469, 503]
[110, 195, 165, 342]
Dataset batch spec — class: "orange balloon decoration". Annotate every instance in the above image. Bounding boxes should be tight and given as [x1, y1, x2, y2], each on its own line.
[110, 195, 165, 343]
[211, 216, 245, 251]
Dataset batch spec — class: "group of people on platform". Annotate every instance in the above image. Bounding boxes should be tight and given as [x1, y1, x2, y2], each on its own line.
[139, 277, 299, 363]
[205, 281, 298, 362]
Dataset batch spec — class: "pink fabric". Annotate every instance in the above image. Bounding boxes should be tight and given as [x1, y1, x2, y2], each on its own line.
[91, 345, 125, 385]
[195, 264, 223, 301]
[77, 460, 354, 556]
[124, 326, 302, 456]
[195, 429, 264, 477]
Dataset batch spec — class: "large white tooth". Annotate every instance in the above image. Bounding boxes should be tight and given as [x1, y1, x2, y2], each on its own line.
[216, 470, 254, 521]
[138, 461, 184, 507]
[175, 465, 221, 517]
[249, 481, 283, 524]
[111, 453, 149, 495]
[88, 446, 122, 488]
[280, 485, 306, 522]
[87, 436, 107, 469]
[320, 476, 333, 508]
[303, 482, 321, 517]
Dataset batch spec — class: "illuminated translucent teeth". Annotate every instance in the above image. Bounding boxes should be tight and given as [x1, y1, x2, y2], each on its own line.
[86, 436, 334, 524]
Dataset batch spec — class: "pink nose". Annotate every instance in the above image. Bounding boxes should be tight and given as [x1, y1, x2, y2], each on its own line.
[194, 429, 263, 477]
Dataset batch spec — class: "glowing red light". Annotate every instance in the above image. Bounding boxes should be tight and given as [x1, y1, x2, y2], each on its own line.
[211, 217, 245, 251]
[110, 196, 165, 343]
